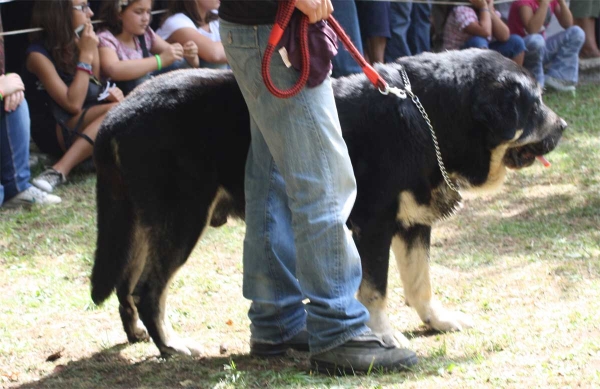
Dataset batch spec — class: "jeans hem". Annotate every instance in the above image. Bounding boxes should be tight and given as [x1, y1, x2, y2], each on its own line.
[309, 326, 370, 355]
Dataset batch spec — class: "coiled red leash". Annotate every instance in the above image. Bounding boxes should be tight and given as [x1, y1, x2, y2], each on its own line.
[262, 0, 389, 98]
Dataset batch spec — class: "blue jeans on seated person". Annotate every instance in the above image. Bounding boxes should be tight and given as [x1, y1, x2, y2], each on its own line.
[385, 1, 432, 61]
[0, 100, 31, 206]
[463, 34, 526, 59]
[220, 19, 370, 354]
[522, 27, 585, 87]
[331, 0, 364, 78]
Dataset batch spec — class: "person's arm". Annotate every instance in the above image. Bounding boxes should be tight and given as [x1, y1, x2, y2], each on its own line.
[0, 73, 25, 112]
[519, 0, 550, 34]
[25, 23, 97, 116]
[463, 7, 492, 38]
[167, 28, 226, 64]
[99, 31, 183, 81]
[488, 0, 510, 42]
[554, 0, 573, 29]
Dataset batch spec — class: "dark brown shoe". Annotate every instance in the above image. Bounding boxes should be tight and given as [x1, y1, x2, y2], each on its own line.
[250, 329, 309, 357]
[310, 332, 417, 375]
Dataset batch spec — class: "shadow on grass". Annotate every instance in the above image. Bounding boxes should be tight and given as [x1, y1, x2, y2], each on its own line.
[14, 340, 494, 389]
[433, 192, 600, 269]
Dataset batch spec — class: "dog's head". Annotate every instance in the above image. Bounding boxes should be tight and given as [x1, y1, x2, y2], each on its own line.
[468, 53, 567, 170]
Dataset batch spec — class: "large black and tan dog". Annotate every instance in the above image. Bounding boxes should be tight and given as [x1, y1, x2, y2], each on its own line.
[91, 49, 566, 356]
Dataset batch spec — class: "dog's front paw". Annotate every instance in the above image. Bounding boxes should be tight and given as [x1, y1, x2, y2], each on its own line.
[379, 331, 411, 349]
[422, 303, 473, 332]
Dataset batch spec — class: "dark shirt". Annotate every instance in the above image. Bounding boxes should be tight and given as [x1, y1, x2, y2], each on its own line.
[219, 0, 278, 25]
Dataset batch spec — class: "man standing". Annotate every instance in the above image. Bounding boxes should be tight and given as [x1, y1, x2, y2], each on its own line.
[218, 0, 417, 375]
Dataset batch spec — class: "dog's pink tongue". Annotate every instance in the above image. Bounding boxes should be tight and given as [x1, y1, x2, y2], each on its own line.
[536, 155, 551, 168]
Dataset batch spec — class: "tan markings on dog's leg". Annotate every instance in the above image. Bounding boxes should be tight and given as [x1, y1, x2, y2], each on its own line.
[358, 280, 410, 348]
[392, 236, 473, 332]
[156, 191, 227, 357]
[111, 138, 121, 168]
[397, 192, 438, 227]
[120, 221, 151, 342]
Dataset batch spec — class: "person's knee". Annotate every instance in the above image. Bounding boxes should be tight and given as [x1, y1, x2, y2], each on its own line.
[566, 25, 585, 45]
[526, 34, 546, 52]
[507, 34, 526, 55]
[464, 36, 488, 49]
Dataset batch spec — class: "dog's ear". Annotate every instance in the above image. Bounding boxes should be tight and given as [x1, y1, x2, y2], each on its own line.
[472, 82, 521, 141]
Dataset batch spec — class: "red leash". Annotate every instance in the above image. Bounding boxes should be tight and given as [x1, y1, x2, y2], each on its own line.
[262, 1, 389, 98]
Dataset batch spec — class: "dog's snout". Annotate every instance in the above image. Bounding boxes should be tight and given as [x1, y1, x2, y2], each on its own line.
[559, 118, 568, 132]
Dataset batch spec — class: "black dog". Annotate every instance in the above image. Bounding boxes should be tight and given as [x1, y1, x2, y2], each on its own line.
[91, 49, 566, 356]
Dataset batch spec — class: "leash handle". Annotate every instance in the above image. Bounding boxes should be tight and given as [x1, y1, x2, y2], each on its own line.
[262, 1, 310, 98]
[262, 1, 388, 98]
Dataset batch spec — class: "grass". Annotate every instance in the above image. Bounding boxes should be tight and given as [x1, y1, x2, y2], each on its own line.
[1, 84, 599, 388]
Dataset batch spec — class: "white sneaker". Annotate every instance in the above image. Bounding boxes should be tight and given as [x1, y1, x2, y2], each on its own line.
[545, 76, 576, 92]
[3, 186, 62, 208]
[32, 168, 67, 193]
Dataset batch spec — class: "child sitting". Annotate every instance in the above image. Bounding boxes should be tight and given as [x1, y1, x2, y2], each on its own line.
[97, 0, 199, 96]
[155, 0, 227, 69]
[507, 0, 585, 91]
[24, 0, 124, 193]
[443, 0, 526, 65]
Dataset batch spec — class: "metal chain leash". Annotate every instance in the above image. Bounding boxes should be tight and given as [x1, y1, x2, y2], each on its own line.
[382, 67, 461, 193]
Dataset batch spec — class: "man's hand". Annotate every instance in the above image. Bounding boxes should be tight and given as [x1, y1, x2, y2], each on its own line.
[295, 0, 334, 24]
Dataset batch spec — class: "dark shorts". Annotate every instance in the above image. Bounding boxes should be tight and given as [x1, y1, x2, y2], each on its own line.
[31, 105, 90, 158]
[570, 0, 600, 18]
[356, 1, 391, 39]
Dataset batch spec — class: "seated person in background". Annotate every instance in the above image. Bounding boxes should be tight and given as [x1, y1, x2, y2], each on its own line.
[24, 0, 124, 193]
[569, 0, 600, 66]
[1, 73, 62, 208]
[97, 0, 199, 96]
[443, 0, 525, 65]
[156, 0, 227, 69]
[507, 0, 584, 92]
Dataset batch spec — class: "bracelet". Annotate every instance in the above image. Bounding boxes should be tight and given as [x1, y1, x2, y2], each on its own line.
[155, 54, 162, 71]
[76, 65, 93, 75]
[0, 90, 3, 101]
[76, 61, 93, 75]
[480, 8, 490, 12]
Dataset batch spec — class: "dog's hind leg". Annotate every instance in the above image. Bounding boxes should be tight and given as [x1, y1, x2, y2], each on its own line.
[393, 224, 473, 332]
[116, 222, 151, 343]
[135, 230, 206, 357]
[134, 186, 224, 357]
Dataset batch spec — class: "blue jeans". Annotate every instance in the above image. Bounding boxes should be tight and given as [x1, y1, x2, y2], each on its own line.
[331, 0, 364, 78]
[464, 34, 526, 59]
[523, 27, 585, 87]
[385, 1, 432, 61]
[220, 20, 370, 354]
[0, 100, 31, 206]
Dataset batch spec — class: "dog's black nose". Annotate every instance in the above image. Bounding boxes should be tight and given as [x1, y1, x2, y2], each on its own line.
[559, 118, 568, 132]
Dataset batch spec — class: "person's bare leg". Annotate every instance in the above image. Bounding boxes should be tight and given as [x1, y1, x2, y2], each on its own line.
[574, 17, 600, 58]
[366, 36, 387, 64]
[512, 51, 524, 66]
[52, 103, 116, 177]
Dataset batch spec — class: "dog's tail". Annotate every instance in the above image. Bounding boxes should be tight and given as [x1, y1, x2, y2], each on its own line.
[90, 130, 134, 305]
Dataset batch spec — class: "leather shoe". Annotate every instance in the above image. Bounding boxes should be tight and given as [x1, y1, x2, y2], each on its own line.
[310, 331, 417, 375]
[250, 329, 309, 357]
